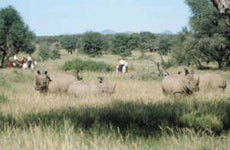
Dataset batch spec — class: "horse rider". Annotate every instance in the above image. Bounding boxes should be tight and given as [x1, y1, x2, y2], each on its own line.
[27, 53, 33, 68]
[13, 54, 19, 67]
[117, 57, 128, 73]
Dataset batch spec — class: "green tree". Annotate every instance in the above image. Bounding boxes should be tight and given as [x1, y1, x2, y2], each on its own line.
[171, 29, 200, 66]
[156, 35, 172, 55]
[138, 32, 155, 57]
[185, 0, 230, 69]
[61, 35, 77, 54]
[80, 32, 106, 57]
[111, 34, 133, 56]
[0, 6, 35, 67]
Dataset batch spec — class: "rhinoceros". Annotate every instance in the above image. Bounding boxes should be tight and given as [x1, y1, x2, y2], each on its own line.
[67, 78, 116, 96]
[35, 70, 76, 93]
[196, 73, 227, 91]
[35, 70, 116, 96]
[162, 69, 200, 96]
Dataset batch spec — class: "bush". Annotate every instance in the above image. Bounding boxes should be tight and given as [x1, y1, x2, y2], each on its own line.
[62, 58, 113, 72]
[38, 44, 60, 61]
[50, 49, 61, 60]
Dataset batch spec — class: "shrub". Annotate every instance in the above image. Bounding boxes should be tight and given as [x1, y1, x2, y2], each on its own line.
[38, 44, 60, 61]
[62, 58, 113, 72]
[50, 49, 61, 60]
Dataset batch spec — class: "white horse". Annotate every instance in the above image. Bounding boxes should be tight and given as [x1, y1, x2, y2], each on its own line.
[23, 61, 37, 70]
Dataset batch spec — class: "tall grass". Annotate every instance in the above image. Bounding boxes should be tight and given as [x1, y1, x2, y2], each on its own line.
[1, 99, 230, 136]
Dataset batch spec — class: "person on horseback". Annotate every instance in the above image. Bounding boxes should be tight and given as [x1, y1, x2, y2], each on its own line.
[13, 54, 19, 67]
[27, 53, 33, 68]
[116, 56, 128, 73]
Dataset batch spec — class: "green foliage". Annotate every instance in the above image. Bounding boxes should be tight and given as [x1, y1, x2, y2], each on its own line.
[38, 44, 60, 61]
[50, 49, 61, 60]
[80, 32, 106, 57]
[60, 35, 77, 54]
[111, 34, 133, 56]
[0, 6, 35, 66]
[62, 58, 113, 72]
[171, 29, 199, 66]
[155, 35, 173, 55]
[38, 44, 50, 61]
[178, 0, 230, 69]
[138, 32, 156, 56]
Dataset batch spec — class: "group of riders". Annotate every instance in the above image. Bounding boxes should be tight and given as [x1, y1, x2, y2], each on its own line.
[6, 54, 127, 72]
[8, 54, 37, 70]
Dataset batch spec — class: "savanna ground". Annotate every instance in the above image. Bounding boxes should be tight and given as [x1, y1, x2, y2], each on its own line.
[1, 50, 230, 150]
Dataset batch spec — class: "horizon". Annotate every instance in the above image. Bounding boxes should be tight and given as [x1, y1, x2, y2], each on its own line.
[0, 0, 190, 36]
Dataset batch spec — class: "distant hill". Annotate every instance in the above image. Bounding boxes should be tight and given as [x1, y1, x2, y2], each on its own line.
[161, 30, 173, 35]
[101, 29, 116, 35]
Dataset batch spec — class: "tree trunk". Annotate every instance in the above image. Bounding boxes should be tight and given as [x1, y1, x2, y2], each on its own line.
[211, 0, 230, 26]
[217, 60, 223, 69]
[197, 59, 203, 68]
[0, 51, 6, 68]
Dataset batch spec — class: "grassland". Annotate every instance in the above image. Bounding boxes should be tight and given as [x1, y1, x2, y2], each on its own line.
[1, 50, 230, 149]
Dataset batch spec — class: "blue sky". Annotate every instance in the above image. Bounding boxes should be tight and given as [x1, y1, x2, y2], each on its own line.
[0, 0, 190, 36]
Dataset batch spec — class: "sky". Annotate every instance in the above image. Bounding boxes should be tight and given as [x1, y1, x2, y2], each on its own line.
[0, 0, 191, 36]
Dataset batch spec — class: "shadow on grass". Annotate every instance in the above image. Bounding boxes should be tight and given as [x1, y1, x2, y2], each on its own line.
[1, 99, 230, 136]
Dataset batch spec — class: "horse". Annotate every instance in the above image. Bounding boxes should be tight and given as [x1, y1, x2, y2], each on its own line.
[22, 60, 37, 70]
[116, 64, 128, 73]
[6, 58, 26, 69]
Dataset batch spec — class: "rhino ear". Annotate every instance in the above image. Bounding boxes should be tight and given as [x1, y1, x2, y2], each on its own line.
[184, 68, 189, 75]
[37, 70, 41, 75]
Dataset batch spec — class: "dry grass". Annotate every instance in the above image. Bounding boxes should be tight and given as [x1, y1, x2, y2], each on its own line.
[1, 51, 230, 149]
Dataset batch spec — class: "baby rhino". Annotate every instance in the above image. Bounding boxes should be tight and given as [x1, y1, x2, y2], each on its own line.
[162, 69, 200, 96]
[35, 70, 116, 96]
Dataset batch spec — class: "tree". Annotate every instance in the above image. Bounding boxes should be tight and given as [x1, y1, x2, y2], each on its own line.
[138, 32, 155, 58]
[80, 32, 106, 57]
[111, 34, 133, 56]
[61, 35, 77, 54]
[155, 35, 172, 55]
[210, 0, 230, 26]
[0, 6, 35, 67]
[171, 29, 200, 66]
[180, 0, 230, 69]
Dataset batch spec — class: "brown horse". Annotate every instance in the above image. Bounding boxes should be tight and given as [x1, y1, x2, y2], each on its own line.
[6, 58, 26, 69]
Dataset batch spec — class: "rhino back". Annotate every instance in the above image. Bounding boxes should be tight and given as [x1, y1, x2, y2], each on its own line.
[162, 75, 188, 95]
[48, 74, 76, 93]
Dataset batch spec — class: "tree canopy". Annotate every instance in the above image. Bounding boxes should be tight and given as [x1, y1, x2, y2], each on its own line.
[0, 6, 35, 67]
[172, 0, 230, 69]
